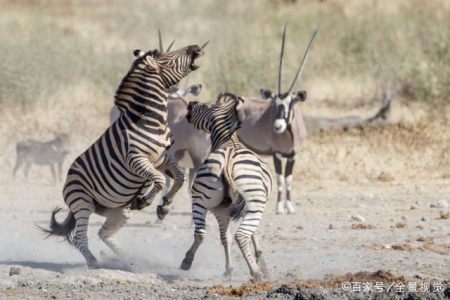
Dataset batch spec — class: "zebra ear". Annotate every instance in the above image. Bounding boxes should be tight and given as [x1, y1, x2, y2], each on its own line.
[145, 55, 159, 71]
[260, 89, 273, 100]
[133, 49, 145, 58]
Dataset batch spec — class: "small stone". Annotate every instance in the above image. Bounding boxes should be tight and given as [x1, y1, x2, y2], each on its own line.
[328, 224, 335, 230]
[361, 193, 375, 201]
[351, 215, 366, 222]
[9, 267, 21, 276]
[401, 216, 407, 221]
[415, 185, 424, 192]
[420, 217, 426, 222]
[383, 244, 392, 249]
[437, 200, 448, 208]
[410, 205, 417, 210]
[295, 225, 303, 230]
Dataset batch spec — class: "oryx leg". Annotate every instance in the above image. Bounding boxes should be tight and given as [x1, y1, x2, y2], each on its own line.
[284, 152, 297, 214]
[97, 207, 131, 258]
[214, 213, 233, 278]
[273, 152, 285, 214]
[156, 154, 185, 220]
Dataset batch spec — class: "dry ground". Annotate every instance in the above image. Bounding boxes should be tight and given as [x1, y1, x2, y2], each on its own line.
[0, 99, 449, 299]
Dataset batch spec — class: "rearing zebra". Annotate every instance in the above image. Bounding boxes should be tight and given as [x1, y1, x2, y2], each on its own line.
[41, 43, 205, 269]
[180, 93, 272, 280]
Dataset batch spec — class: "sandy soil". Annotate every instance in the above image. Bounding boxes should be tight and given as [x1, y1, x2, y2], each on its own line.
[0, 171, 449, 298]
[0, 100, 449, 299]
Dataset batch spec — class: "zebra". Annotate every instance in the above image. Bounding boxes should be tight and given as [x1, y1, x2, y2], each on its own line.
[40, 43, 206, 269]
[13, 132, 70, 182]
[180, 93, 272, 281]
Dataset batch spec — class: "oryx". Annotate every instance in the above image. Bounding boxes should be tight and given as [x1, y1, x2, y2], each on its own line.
[236, 26, 318, 214]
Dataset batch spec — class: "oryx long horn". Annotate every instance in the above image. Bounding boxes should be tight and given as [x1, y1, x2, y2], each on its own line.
[278, 25, 287, 94]
[287, 27, 319, 93]
[201, 41, 210, 50]
[166, 40, 175, 52]
[158, 29, 163, 53]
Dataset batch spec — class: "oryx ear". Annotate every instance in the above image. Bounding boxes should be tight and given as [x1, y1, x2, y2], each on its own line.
[184, 84, 202, 97]
[260, 89, 273, 100]
[145, 55, 159, 71]
[133, 49, 145, 58]
[293, 90, 307, 103]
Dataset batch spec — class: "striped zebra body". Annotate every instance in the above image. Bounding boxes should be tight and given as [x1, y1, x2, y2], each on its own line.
[180, 93, 272, 280]
[42, 45, 204, 269]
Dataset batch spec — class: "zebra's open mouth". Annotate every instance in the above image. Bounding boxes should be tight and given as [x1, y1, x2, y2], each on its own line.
[190, 47, 204, 71]
[190, 55, 203, 71]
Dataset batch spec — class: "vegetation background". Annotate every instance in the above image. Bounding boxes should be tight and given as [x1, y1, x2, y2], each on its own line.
[0, 0, 448, 182]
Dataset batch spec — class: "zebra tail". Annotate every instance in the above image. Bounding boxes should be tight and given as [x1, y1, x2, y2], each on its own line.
[223, 152, 247, 220]
[229, 193, 247, 221]
[37, 207, 76, 244]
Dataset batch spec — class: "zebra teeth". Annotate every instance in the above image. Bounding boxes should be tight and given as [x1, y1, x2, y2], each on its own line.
[190, 57, 202, 70]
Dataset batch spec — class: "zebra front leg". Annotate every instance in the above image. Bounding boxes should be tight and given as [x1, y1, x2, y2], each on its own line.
[235, 210, 264, 280]
[251, 233, 269, 279]
[284, 153, 297, 214]
[180, 202, 207, 270]
[98, 208, 131, 259]
[127, 155, 166, 210]
[214, 213, 233, 278]
[273, 153, 285, 214]
[156, 154, 185, 220]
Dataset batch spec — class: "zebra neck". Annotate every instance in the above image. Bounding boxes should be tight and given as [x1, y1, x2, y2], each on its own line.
[114, 67, 169, 129]
[211, 132, 240, 151]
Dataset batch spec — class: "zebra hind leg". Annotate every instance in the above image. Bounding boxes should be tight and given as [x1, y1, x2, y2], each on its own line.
[214, 213, 233, 278]
[235, 210, 264, 280]
[251, 233, 269, 279]
[180, 203, 207, 271]
[71, 200, 99, 269]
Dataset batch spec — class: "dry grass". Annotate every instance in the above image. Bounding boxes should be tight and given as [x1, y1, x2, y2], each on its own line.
[0, 0, 448, 185]
[0, 0, 449, 105]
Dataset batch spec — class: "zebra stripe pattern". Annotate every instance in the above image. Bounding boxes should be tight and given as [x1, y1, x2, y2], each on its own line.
[41, 45, 204, 269]
[180, 93, 273, 280]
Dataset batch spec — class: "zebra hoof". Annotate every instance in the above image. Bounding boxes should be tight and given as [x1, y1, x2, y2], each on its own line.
[156, 205, 169, 220]
[180, 257, 193, 270]
[87, 260, 100, 270]
[223, 268, 233, 278]
[251, 271, 264, 282]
